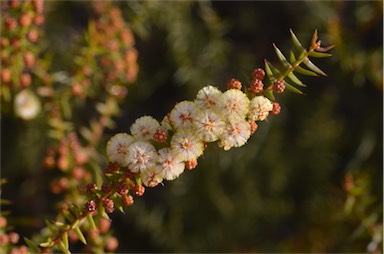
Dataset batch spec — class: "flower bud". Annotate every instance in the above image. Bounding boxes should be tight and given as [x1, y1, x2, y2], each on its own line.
[272, 80, 285, 93]
[122, 195, 134, 206]
[85, 200, 97, 213]
[103, 198, 114, 213]
[251, 68, 265, 80]
[133, 184, 145, 196]
[226, 78, 242, 90]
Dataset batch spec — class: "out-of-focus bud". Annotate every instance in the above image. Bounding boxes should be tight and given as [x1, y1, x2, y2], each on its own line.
[14, 89, 41, 120]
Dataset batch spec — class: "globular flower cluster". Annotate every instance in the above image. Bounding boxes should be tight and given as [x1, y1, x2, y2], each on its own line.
[1, 0, 45, 120]
[106, 70, 277, 189]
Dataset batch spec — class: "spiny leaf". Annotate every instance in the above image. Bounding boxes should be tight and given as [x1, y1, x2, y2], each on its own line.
[24, 237, 41, 253]
[289, 50, 296, 64]
[86, 213, 97, 231]
[264, 59, 275, 82]
[62, 209, 74, 223]
[311, 29, 318, 48]
[309, 51, 332, 58]
[45, 220, 57, 234]
[286, 72, 306, 87]
[264, 89, 275, 101]
[294, 65, 318, 77]
[58, 240, 71, 254]
[303, 57, 327, 76]
[62, 232, 69, 250]
[316, 45, 335, 52]
[40, 239, 54, 248]
[266, 61, 281, 77]
[273, 43, 291, 68]
[289, 29, 304, 51]
[74, 226, 87, 245]
[284, 81, 304, 95]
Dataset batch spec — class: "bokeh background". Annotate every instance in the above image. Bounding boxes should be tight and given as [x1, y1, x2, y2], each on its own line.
[1, 1, 383, 253]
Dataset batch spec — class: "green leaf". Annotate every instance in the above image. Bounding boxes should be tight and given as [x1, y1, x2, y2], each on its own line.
[264, 89, 275, 101]
[62, 232, 69, 250]
[286, 72, 305, 87]
[289, 29, 304, 51]
[303, 57, 327, 76]
[284, 81, 304, 95]
[311, 29, 318, 48]
[294, 65, 318, 77]
[273, 44, 290, 68]
[264, 60, 275, 82]
[24, 237, 41, 253]
[268, 62, 281, 77]
[86, 213, 97, 231]
[58, 240, 71, 254]
[308, 51, 332, 58]
[62, 210, 74, 223]
[74, 226, 87, 245]
[39, 239, 54, 248]
[45, 220, 57, 234]
[289, 50, 296, 64]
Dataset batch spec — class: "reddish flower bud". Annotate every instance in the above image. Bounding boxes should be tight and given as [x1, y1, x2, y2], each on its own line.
[122, 195, 134, 206]
[153, 128, 167, 143]
[98, 217, 111, 234]
[23, 52, 36, 69]
[117, 182, 129, 195]
[248, 120, 258, 134]
[85, 200, 97, 213]
[251, 68, 265, 80]
[226, 78, 242, 90]
[270, 102, 281, 115]
[20, 73, 32, 87]
[133, 184, 145, 196]
[272, 80, 285, 93]
[185, 158, 198, 170]
[103, 198, 114, 213]
[106, 236, 119, 252]
[248, 79, 264, 95]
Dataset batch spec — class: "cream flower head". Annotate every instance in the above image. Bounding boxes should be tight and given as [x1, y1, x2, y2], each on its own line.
[194, 110, 225, 142]
[14, 89, 41, 120]
[220, 89, 250, 121]
[169, 100, 200, 130]
[248, 96, 273, 121]
[130, 115, 160, 141]
[170, 130, 204, 161]
[127, 141, 158, 173]
[106, 133, 135, 166]
[156, 148, 185, 180]
[219, 119, 251, 151]
[141, 167, 163, 188]
[195, 85, 222, 112]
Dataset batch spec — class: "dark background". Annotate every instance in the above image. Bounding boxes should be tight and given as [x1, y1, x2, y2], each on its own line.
[2, 1, 382, 252]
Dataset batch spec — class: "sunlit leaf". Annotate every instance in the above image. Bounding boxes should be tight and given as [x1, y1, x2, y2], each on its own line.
[24, 237, 41, 253]
[264, 89, 275, 101]
[303, 57, 327, 76]
[264, 60, 275, 82]
[287, 72, 305, 87]
[284, 81, 304, 95]
[74, 226, 87, 245]
[289, 50, 296, 64]
[62, 232, 69, 250]
[86, 213, 97, 231]
[289, 29, 304, 51]
[273, 43, 290, 68]
[294, 65, 318, 77]
[309, 51, 332, 58]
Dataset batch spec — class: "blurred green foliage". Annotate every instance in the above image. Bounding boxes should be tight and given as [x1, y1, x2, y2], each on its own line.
[1, 1, 382, 253]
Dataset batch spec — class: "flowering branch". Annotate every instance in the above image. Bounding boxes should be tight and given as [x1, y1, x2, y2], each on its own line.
[24, 29, 333, 253]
